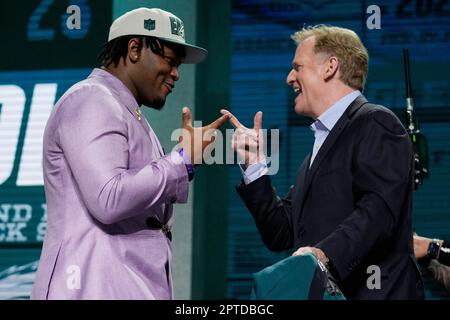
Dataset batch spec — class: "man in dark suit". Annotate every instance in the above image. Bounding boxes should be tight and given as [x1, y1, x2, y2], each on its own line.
[221, 25, 424, 299]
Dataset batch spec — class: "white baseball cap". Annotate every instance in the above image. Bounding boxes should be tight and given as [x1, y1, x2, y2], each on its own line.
[108, 8, 207, 64]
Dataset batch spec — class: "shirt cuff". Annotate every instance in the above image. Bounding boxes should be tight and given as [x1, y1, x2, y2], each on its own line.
[178, 148, 195, 181]
[240, 159, 268, 185]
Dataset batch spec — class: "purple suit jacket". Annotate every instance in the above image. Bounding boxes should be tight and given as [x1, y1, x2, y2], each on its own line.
[31, 68, 189, 299]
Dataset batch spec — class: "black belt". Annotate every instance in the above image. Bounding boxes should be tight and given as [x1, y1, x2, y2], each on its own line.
[146, 217, 172, 241]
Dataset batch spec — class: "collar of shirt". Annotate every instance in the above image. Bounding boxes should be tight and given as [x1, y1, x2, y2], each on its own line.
[88, 68, 139, 116]
[310, 90, 361, 134]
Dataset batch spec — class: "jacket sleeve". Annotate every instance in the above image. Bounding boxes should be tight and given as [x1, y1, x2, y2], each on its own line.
[317, 109, 414, 280]
[56, 86, 189, 225]
[236, 175, 295, 251]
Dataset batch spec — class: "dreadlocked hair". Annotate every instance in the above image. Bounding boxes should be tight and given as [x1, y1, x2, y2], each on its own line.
[98, 35, 183, 68]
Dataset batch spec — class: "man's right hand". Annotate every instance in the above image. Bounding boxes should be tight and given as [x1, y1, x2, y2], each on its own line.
[220, 109, 264, 167]
[178, 107, 229, 165]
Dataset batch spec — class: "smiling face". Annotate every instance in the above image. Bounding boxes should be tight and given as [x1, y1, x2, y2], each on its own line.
[286, 36, 328, 118]
[132, 40, 182, 109]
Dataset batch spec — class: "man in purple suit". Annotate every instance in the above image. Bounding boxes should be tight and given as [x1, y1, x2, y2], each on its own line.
[31, 8, 228, 299]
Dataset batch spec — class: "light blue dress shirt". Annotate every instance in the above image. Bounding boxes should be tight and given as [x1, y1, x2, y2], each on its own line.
[241, 90, 361, 184]
[309, 90, 361, 167]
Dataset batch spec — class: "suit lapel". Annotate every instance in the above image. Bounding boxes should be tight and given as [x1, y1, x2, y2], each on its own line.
[304, 113, 349, 188]
[293, 95, 368, 228]
[297, 153, 311, 189]
[305, 95, 367, 189]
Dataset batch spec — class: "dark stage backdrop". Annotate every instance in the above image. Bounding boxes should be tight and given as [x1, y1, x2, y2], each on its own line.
[227, 0, 450, 299]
